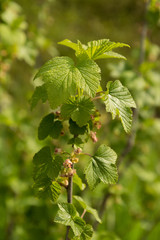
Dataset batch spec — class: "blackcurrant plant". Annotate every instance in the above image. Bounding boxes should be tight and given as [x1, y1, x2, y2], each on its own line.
[31, 39, 136, 240]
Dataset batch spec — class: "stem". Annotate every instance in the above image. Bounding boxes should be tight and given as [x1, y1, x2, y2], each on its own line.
[65, 165, 74, 240]
[81, 209, 86, 218]
[65, 135, 76, 240]
[92, 96, 102, 101]
[65, 227, 70, 240]
[80, 152, 92, 157]
[67, 172, 73, 204]
[65, 171, 73, 240]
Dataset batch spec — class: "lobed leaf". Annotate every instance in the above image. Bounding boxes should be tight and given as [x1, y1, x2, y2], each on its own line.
[34, 57, 77, 109]
[85, 144, 118, 190]
[75, 54, 101, 97]
[94, 51, 127, 60]
[58, 39, 79, 51]
[54, 203, 86, 236]
[69, 119, 87, 136]
[68, 137, 84, 148]
[72, 224, 93, 240]
[34, 56, 101, 109]
[33, 146, 62, 202]
[103, 80, 136, 133]
[86, 39, 129, 60]
[61, 96, 94, 127]
[58, 39, 129, 61]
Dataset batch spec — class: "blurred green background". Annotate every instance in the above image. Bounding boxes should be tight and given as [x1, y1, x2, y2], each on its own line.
[0, 0, 160, 239]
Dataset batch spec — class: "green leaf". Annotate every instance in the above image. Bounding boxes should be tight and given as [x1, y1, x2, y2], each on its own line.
[58, 39, 79, 51]
[33, 147, 62, 201]
[33, 146, 53, 165]
[103, 80, 136, 133]
[50, 120, 63, 139]
[73, 196, 101, 223]
[85, 39, 129, 60]
[38, 113, 54, 140]
[34, 56, 100, 109]
[85, 144, 118, 189]
[61, 96, 94, 127]
[94, 51, 127, 60]
[72, 224, 93, 240]
[58, 39, 129, 61]
[30, 84, 47, 110]
[84, 160, 100, 190]
[68, 137, 84, 148]
[76, 54, 101, 97]
[50, 181, 61, 202]
[73, 174, 86, 191]
[34, 57, 76, 109]
[69, 119, 87, 135]
[54, 203, 85, 236]
[48, 155, 64, 179]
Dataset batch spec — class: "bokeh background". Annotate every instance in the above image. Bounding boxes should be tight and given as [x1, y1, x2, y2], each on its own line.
[0, 0, 160, 239]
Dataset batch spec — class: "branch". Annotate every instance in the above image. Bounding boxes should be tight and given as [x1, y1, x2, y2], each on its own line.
[65, 167, 74, 240]
[65, 135, 76, 240]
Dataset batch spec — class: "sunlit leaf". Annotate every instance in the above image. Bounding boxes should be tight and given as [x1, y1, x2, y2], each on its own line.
[85, 144, 118, 189]
[103, 80, 136, 133]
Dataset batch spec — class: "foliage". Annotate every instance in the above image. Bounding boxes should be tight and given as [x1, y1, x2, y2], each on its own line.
[31, 38, 135, 239]
[0, 0, 160, 240]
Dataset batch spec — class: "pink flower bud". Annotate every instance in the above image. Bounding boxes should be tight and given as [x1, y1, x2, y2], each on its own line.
[54, 148, 62, 154]
[90, 114, 95, 120]
[74, 147, 82, 154]
[63, 159, 72, 168]
[90, 131, 98, 143]
[55, 111, 61, 116]
[94, 121, 102, 130]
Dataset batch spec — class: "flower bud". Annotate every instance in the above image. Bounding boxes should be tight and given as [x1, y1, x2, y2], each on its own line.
[94, 121, 102, 130]
[63, 159, 72, 168]
[61, 172, 67, 177]
[68, 168, 76, 177]
[90, 114, 95, 120]
[54, 148, 62, 154]
[72, 157, 79, 163]
[95, 110, 101, 117]
[55, 110, 61, 116]
[74, 147, 82, 154]
[60, 130, 64, 136]
[90, 131, 98, 143]
[63, 179, 69, 186]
